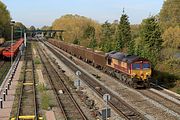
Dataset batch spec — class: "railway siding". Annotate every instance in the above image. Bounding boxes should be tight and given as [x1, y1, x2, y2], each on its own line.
[12, 42, 39, 120]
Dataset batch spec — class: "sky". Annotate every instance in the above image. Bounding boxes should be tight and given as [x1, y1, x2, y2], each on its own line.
[2, 0, 164, 28]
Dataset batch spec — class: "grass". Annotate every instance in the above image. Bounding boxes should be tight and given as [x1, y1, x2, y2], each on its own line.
[176, 89, 180, 94]
[37, 83, 52, 110]
[41, 92, 51, 110]
[34, 57, 41, 64]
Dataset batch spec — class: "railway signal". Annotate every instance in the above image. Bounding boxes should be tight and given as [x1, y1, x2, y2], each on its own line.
[102, 94, 111, 120]
[74, 79, 81, 90]
[75, 71, 82, 90]
[76, 70, 82, 76]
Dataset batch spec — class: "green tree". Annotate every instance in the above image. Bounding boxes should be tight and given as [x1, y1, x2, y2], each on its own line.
[159, 0, 180, 30]
[84, 25, 97, 50]
[73, 38, 80, 45]
[100, 21, 113, 52]
[116, 11, 133, 54]
[139, 16, 163, 66]
[29, 26, 36, 30]
[41, 26, 51, 30]
[83, 25, 95, 39]
[0, 1, 11, 39]
[14, 22, 26, 30]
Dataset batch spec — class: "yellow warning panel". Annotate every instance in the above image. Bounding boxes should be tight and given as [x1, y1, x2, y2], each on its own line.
[19, 115, 35, 119]
[23, 83, 33, 85]
[11, 116, 43, 120]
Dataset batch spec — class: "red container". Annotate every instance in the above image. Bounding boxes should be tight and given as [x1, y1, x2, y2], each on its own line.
[3, 38, 24, 58]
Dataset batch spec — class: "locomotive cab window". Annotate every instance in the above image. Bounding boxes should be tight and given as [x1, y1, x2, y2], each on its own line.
[132, 63, 140, 70]
[143, 63, 150, 69]
[108, 58, 112, 65]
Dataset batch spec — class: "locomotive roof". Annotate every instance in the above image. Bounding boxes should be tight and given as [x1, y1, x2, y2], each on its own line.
[107, 52, 148, 63]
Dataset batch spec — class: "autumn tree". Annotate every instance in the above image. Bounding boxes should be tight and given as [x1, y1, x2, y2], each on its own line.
[159, 0, 180, 30]
[0, 1, 11, 39]
[162, 26, 180, 49]
[52, 14, 101, 47]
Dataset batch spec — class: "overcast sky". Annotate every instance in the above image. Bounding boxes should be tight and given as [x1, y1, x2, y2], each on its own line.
[2, 0, 164, 28]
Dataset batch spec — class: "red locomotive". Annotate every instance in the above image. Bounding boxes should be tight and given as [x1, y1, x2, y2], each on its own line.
[2, 38, 24, 58]
[48, 39, 152, 88]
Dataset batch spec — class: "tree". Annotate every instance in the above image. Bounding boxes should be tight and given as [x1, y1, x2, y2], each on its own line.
[14, 22, 26, 38]
[0, 1, 11, 39]
[83, 25, 95, 39]
[100, 21, 113, 52]
[29, 26, 36, 30]
[116, 10, 133, 54]
[52, 14, 101, 46]
[28, 26, 36, 37]
[138, 16, 163, 66]
[162, 26, 180, 49]
[84, 25, 97, 50]
[73, 38, 80, 45]
[14, 22, 26, 30]
[159, 0, 180, 30]
[41, 26, 51, 30]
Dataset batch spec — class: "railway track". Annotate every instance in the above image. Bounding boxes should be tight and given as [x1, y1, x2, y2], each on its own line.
[36, 42, 87, 120]
[15, 42, 38, 120]
[42, 41, 147, 120]
[138, 89, 180, 116]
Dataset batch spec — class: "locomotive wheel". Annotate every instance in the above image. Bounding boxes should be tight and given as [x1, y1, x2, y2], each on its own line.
[133, 83, 138, 89]
[144, 82, 150, 88]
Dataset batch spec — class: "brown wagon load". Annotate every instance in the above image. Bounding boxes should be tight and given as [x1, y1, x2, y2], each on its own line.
[77, 46, 86, 60]
[85, 48, 94, 63]
[71, 44, 78, 56]
[93, 50, 106, 69]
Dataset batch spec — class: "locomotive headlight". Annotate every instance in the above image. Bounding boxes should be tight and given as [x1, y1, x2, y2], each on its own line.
[132, 73, 136, 77]
[146, 72, 149, 75]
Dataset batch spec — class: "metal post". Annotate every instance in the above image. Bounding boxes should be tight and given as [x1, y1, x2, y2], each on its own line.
[5, 87, 8, 95]
[3, 92, 6, 101]
[20, 28, 22, 38]
[9, 80, 11, 85]
[8, 82, 10, 90]
[24, 32, 27, 47]
[106, 100, 107, 120]
[0, 98, 2, 108]
[11, 25, 13, 66]
[103, 94, 111, 120]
